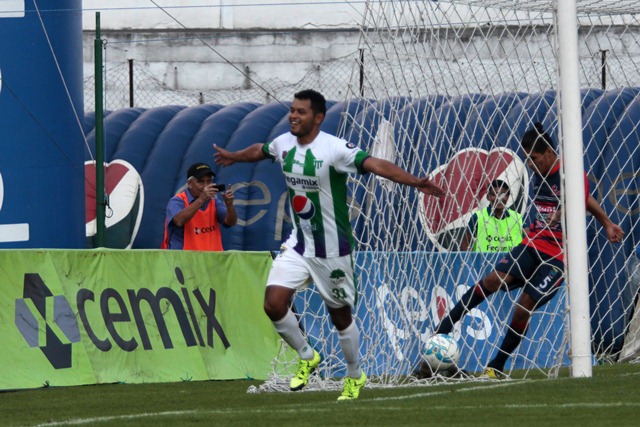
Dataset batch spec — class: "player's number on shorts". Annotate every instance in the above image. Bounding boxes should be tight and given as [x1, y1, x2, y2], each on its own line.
[332, 288, 347, 301]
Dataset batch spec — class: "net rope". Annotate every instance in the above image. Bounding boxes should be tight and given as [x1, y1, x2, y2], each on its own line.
[252, 0, 640, 392]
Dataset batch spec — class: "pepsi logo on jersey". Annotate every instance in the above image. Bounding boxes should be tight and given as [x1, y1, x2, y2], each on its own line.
[292, 195, 316, 220]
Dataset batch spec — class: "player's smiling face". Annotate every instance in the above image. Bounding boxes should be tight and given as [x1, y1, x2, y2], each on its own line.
[289, 98, 323, 144]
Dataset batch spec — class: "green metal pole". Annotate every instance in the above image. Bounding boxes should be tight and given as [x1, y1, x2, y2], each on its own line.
[94, 12, 105, 247]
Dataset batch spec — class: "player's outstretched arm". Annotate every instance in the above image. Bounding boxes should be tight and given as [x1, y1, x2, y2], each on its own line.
[586, 194, 624, 243]
[362, 157, 445, 197]
[214, 143, 267, 166]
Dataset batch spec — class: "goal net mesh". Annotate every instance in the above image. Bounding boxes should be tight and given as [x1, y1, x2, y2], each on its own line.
[252, 0, 640, 392]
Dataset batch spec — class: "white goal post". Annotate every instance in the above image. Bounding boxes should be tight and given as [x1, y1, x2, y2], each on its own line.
[558, 0, 592, 378]
[254, 0, 640, 391]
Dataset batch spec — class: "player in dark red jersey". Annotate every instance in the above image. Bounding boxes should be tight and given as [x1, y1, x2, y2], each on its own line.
[433, 123, 624, 379]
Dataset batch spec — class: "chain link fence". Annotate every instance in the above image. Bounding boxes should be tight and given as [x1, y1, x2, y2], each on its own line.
[84, 50, 362, 110]
[84, 26, 640, 111]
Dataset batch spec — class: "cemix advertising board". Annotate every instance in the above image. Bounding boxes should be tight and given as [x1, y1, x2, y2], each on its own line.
[1, 250, 283, 390]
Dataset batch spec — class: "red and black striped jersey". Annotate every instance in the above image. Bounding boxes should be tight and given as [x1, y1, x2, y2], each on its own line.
[521, 163, 589, 261]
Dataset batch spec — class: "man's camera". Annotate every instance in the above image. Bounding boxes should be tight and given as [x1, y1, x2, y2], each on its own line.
[212, 184, 225, 192]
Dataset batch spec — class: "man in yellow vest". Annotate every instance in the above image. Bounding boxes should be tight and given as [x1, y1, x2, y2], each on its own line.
[162, 162, 237, 251]
[460, 179, 523, 252]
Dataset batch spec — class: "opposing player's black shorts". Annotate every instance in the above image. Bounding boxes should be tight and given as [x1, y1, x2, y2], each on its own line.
[494, 243, 564, 307]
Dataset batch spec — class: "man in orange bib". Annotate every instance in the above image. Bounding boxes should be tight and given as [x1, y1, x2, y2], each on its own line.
[162, 162, 237, 251]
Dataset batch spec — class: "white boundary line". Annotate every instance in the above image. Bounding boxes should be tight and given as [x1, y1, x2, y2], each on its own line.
[31, 374, 640, 426]
[33, 401, 640, 427]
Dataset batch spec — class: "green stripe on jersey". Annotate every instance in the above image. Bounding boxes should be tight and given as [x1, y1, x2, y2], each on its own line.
[354, 150, 369, 173]
[283, 147, 305, 248]
[330, 166, 353, 252]
[304, 149, 326, 254]
[262, 142, 275, 160]
[282, 147, 297, 173]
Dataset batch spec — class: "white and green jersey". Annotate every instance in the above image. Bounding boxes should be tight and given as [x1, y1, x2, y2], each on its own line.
[263, 131, 369, 258]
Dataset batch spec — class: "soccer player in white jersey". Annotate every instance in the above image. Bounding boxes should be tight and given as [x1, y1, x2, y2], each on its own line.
[214, 89, 445, 400]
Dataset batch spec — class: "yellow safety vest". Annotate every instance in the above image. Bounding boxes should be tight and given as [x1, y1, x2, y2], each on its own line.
[473, 207, 523, 252]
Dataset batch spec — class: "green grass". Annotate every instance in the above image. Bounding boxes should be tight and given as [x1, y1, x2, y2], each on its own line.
[1, 363, 639, 426]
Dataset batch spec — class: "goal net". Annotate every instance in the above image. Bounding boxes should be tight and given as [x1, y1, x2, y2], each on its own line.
[253, 0, 640, 392]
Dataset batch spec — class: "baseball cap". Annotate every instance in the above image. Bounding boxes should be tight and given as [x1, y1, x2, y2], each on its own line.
[489, 179, 510, 193]
[187, 163, 215, 180]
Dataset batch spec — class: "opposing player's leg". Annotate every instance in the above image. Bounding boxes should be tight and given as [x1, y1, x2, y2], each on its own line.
[434, 275, 500, 334]
[484, 256, 564, 375]
[435, 244, 533, 335]
[483, 292, 535, 378]
[265, 248, 320, 391]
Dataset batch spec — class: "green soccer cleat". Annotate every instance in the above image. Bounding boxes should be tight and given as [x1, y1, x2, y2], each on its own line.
[289, 350, 321, 391]
[482, 367, 507, 380]
[337, 371, 367, 401]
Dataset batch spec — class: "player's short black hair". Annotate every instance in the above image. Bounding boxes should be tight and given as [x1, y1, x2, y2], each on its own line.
[489, 179, 510, 194]
[294, 89, 327, 116]
[521, 122, 555, 153]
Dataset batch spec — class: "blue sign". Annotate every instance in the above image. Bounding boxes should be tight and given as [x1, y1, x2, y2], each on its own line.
[0, 0, 84, 248]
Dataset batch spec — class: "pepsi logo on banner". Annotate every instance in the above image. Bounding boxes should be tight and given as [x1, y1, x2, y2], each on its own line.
[85, 160, 144, 248]
[418, 148, 528, 252]
[292, 195, 316, 220]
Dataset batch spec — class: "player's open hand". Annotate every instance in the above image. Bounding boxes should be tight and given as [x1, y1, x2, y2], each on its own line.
[606, 223, 624, 243]
[213, 144, 235, 167]
[416, 177, 445, 198]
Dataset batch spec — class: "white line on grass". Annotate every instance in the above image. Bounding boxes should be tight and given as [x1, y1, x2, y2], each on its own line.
[363, 379, 528, 402]
[389, 402, 640, 411]
[32, 401, 640, 426]
[33, 381, 525, 426]
[30, 377, 640, 426]
[31, 411, 201, 426]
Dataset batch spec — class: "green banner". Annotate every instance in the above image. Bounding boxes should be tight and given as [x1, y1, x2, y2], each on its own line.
[1, 249, 284, 390]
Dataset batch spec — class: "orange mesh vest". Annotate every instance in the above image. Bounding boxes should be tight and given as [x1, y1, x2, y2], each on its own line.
[162, 191, 223, 251]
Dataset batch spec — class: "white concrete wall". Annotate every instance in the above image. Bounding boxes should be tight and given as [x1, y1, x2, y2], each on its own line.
[82, 0, 364, 30]
[83, 27, 363, 107]
[81, 2, 640, 109]
[82, 2, 366, 107]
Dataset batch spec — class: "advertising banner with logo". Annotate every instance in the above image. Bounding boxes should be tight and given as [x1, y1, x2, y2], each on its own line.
[296, 251, 567, 377]
[1, 250, 283, 391]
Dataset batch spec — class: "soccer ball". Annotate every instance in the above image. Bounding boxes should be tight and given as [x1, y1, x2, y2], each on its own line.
[422, 334, 460, 371]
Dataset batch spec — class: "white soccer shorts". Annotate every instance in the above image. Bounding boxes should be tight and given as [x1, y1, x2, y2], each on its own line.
[267, 246, 356, 308]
